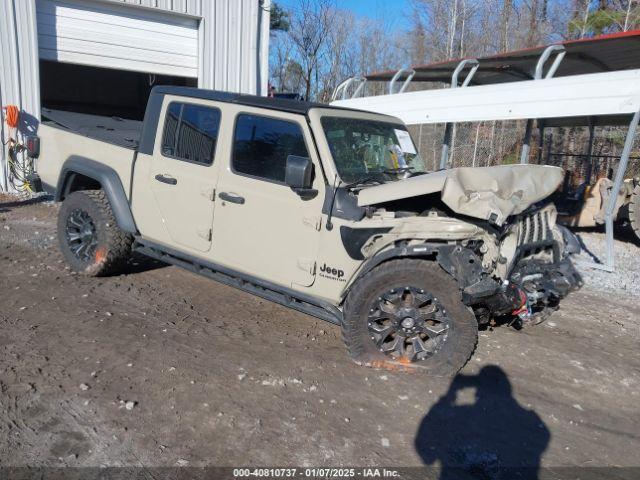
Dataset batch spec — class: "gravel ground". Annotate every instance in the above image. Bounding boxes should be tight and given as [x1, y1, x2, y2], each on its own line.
[574, 229, 640, 297]
[0, 194, 639, 476]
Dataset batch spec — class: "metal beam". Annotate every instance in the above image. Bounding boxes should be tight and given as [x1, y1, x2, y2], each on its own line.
[521, 45, 567, 164]
[520, 119, 534, 164]
[535, 44, 566, 79]
[331, 76, 367, 102]
[585, 118, 596, 184]
[585, 109, 640, 272]
[332, 69, 640, 125]
[389, 68, 416, 94]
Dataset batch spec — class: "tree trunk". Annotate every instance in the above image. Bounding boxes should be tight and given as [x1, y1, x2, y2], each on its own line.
[500, 0, 512, 52]
[527, 0, 539, 47]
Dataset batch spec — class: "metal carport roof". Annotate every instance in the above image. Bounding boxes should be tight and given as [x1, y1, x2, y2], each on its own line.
[366, 30, 640, 85]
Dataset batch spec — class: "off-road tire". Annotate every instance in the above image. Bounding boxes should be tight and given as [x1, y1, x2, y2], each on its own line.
[629, 184, 640, 241]
[342, 259, 478, 376]
[58, 190, 133, 276]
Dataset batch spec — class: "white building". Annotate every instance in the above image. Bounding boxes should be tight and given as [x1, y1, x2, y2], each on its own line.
[0, 0, 270, 190]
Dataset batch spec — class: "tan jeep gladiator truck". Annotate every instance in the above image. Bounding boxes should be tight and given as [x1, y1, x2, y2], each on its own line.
[36, 86, 582, 375]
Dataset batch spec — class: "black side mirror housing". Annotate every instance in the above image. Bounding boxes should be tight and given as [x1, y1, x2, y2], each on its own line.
[285, 155, 317, 199]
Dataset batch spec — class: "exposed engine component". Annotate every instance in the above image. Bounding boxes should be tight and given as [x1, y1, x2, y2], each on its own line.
[451, 206, 583, 329]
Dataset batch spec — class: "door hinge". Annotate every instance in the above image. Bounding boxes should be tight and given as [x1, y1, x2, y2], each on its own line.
[303, 216, 322, 231]
[202, 187, 215, 202]
[197, 228, 213, 241]
[297, 258, 316, 275]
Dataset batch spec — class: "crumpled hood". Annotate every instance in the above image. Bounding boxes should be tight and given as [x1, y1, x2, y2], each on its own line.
[356, 164, 564, 226]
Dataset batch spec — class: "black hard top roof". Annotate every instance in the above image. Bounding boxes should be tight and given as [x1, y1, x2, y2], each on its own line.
[139, 86, 385, 155]
[151, 86, 337, 115]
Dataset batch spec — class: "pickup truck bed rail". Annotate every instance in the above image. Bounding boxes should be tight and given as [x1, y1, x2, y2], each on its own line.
[42, 108, 142, 150]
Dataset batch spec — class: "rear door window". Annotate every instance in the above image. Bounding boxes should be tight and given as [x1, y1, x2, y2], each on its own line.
[232, 114, 309, 183]
[161, 102, 221, 165]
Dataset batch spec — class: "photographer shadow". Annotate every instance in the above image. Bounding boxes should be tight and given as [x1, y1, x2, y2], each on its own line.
[415, 365, 550, 480]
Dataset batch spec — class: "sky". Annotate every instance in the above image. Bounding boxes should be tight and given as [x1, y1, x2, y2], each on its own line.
[276, 0, 412, 28]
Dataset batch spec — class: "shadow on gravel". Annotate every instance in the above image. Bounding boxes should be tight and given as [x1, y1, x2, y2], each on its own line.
[572, 225, 640, 248]
[121, 252, 168, 275]
[0, 194, 53, 213]
[415, 365, 550, 480]
[576, 233, 602, 264]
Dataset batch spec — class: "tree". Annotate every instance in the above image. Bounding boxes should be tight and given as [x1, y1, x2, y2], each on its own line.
[287, 0, 334, 100]
[568, 0, 640, 37]
[269, 2, 290, 33]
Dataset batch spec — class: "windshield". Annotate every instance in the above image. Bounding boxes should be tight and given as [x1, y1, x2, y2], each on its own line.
[321, 116, 428, 185]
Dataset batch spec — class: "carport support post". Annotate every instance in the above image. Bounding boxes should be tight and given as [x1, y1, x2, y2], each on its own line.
[520, 120, 533, 164]
[585, 119, 596, 183]
[520, 45, 565, 165]
[537, 121, 545, 164]
[599, 109, 640, 272]
[440, 124, 452, 169]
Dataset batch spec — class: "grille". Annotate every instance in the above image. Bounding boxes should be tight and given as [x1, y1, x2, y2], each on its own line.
[517, 210, 553, 246]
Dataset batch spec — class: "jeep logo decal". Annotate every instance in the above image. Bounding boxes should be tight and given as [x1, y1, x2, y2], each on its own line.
[319, 263, 346, 282]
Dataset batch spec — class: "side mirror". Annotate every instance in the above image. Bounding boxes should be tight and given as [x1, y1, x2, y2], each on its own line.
[285, 155, 317, 199]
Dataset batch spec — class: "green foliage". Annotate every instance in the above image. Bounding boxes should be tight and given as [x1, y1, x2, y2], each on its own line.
[569, 8, 627, 37]
[269, 2, 290, 32]
[501, 151, 519, 165]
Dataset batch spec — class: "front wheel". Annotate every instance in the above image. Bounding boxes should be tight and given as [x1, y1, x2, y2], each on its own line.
[57, 190, 133, 276]
[342, 259, 477, 376]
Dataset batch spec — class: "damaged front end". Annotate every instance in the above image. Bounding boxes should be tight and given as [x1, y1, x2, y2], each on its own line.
[350, 165, 582, 326]
[439, 205, 583, 327]
[351, 201, 583, 329]
[345, 164, 582, 328]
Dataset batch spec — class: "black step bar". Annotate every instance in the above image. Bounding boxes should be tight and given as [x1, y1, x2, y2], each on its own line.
[133, 239, 342, 325]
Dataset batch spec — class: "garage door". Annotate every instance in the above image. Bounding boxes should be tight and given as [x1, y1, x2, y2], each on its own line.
[36, 0, 199, 78]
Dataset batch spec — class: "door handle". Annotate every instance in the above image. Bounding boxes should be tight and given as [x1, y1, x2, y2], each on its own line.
[155, 174, 177, 185]
[219, 192, 245, 205]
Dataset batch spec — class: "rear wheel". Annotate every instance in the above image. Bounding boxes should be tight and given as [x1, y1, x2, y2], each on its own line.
[342, 259, 477, 376]
[57, 190, 133, 276]
[629, 184, 640, 241]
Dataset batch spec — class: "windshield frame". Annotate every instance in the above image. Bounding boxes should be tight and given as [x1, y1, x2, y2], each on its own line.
[307, 108, 423, 187]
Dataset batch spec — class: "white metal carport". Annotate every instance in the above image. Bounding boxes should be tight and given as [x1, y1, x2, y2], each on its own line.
[332, 69, 640, 129]
[332, 33, 640, 272]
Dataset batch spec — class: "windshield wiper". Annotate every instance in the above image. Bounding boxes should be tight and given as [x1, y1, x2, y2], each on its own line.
[344, 168, 415, 190]
[344, 176, 384, 190]
[381, 167, 414, 174]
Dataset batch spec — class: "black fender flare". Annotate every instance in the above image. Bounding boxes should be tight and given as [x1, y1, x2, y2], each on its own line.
[341, 243, 442, 302]
[56, 156, 137, 234]
[341, 242, 487, 303]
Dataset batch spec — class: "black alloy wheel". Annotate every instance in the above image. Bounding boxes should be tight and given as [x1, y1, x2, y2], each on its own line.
[367, 286, 451, 363]
[65, 208, 98, 262]
[57, 190, 133, 276]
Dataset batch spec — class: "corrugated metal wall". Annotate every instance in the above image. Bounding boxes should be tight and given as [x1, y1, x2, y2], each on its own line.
[0, 0, 269, 192]
[37, 0, 201, 78]
[200, 0, 267, 95]
[0, 0, 40, 191]
[105, 0, 202, 17]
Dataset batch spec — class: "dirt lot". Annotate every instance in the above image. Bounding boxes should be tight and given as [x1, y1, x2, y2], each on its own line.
[0, 194, 639, 474]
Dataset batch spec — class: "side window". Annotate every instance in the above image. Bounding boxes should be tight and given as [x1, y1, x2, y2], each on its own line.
[232, 114, 309, 183]
[161, 102, 221, 165]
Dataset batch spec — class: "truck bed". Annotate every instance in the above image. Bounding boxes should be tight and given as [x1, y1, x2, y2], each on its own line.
[41, 109, 142, 150]
[38, 110, 141, 199]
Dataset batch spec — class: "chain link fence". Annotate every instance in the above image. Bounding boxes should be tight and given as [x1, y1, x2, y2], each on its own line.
[408, 122, 640, 185]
